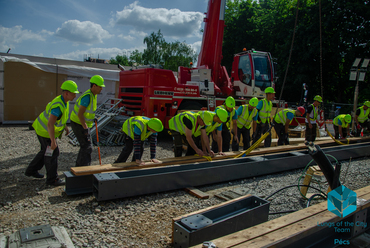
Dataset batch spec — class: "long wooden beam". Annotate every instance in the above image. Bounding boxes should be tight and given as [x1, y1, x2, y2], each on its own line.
[70, 137, 369, 176]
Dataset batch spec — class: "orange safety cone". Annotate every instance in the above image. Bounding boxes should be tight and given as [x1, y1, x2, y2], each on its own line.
[95, 119, 102, 165]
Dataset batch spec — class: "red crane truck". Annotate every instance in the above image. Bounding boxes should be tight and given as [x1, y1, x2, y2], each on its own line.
[118, 0, 277, 129]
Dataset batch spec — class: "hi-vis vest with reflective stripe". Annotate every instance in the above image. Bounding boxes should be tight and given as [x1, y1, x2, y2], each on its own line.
[309, 104, 318, 121]
[194, 111, 218, 137]
[333, 114, 349, 128]
[216, 104, 235, 130]
[274, 109, 295, 125]
[32, 95, 69, 138]
[236, 105, 257, 129]
[169, 111, 201, 135]
[258, 98, 272, 123]
[70, 89, 97, 128]
[357, 106, 370, 123]
[122, 116, 152, 141]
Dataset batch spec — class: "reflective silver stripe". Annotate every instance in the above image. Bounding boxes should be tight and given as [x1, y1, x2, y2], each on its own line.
[85, 109, 95, 114]
[37, 115, 48, 131]
[127, 119, 145, 137]
[259, 99, 271, 121]
[85, 117, 94, 122]
[237, 106, 255, 127]
[126, 120, 132, 137]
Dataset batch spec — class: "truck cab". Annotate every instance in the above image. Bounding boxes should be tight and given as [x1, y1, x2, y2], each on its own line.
[231, 49, 275, 99]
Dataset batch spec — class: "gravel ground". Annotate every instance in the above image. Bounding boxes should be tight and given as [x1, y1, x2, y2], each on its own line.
[1, 125, 370, 248]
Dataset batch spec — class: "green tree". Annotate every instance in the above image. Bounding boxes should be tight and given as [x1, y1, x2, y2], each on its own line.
[109, 54, 131, 66]
[143, 30, 165, 64]
[129, 49, 143, 65]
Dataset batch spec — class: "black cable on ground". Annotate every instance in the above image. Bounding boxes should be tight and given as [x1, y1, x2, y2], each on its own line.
[306, 193, 327, 208]
[265, 184, 327, 201]
[269, 210, 297, 215]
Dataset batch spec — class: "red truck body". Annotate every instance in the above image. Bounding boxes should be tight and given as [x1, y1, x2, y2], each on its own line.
[118, 0, 276, 129]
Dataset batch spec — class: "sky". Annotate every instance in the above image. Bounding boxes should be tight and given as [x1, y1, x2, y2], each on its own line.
[0, 0, 208, 62]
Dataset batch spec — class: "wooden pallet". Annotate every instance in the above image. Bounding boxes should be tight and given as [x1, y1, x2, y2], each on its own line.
[191, 185, 370, 248]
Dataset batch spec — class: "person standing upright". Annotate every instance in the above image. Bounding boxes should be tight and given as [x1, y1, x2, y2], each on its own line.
[214, 96, 238, 153]
[232, 97, 259, 151]
[25, 80, 79, 186]
[70, 75, 105, 167]
[305, 95, 322, 142]
[253, 87, 275, 147]
[354, 101, 370, 136]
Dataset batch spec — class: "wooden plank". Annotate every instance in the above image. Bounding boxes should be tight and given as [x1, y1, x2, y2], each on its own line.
[184, 187, 209, 199]
[71, 136, 370, 176]
[190, 185, 370, 248]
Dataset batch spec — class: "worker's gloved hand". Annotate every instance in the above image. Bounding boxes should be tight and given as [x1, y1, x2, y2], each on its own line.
[94, 118, 98, 123]
[83, 128, 89, 136]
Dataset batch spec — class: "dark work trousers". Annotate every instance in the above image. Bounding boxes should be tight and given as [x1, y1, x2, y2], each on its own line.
[114, 136, 144, 163]
[273, 122, 289, 146]
[26, 134, 59, 184]
[305, 123, 317, 142]
[171, 131, 200, 157]
[232, 127, 251, 151]
[71, 121, 92, 167]
[221, 125, 232, 152]
[334, 126, 348, 139]
[253, 122, 271, 147]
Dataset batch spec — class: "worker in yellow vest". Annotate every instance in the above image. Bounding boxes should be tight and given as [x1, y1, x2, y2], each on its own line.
[333, 114, 352, 139]
[214, 96, 238, 153]
[354, 101, 370, 136]
[232, 97, 259, 151]
[305, 95, 322, 142]
[169, 111, 213, 157]
[194, 109, 228, 156]
[253, 87, 275, 147]
[114, 116, 163, 165]
[70, 75, 104, 167]
[25, 80, 79, 186]
[273, 107, 305, 146]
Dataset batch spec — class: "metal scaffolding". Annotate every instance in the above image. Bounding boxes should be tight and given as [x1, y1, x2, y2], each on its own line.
[67, 98, 128, 146]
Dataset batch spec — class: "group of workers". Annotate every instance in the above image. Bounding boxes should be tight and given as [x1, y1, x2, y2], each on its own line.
[24, 76, 370, 186]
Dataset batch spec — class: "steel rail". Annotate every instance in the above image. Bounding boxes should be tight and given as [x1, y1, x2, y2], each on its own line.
[64, 142, 370, 199]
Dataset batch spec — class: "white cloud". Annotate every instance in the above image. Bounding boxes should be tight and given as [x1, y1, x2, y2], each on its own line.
[112, 1, 203, 38]
[55, 20, 112, 45]
[0, 25, 50, 52]
[118, 30, 148, 41]
[190, 41, 202, 55]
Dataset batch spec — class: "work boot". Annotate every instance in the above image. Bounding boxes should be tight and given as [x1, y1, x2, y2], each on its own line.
[46, 178, 65, 186]
[25, 171, 44, 179]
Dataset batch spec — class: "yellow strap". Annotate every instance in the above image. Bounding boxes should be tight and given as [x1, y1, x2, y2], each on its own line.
[325, 126, 349, 145]
[234, 131, 270, 158]
[194, 154, 213, 161]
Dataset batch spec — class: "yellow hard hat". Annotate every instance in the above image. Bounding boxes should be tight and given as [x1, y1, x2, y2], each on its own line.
[61, 80, 79, 93]
[225, 96, 235, 108]
[90, 75, 105, 87]
[148, 118, 163, 132]
[249, 97, 259, 107]
[265, 87, 276, 94]
[344, 114, 351, 123]
[201, 111, 213, 126]
[216, 108, 228, 122]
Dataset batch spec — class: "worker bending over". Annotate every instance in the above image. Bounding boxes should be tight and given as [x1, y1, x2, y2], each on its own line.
[333, 114, 352, 139]
[253, 87, 275, 147]
[70, 75, 105, 167]
[354, 101, 370, 136]
[232, 97, 259, 151]
[114, 117, 163, 165]
[273, 107, 305, 146]
[169, 111, 213, 157]
[25, 81, 79, 186]
[194, 109, 228, 156]
[214, 96, 238, 153]
[305, 95, 323, 142]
